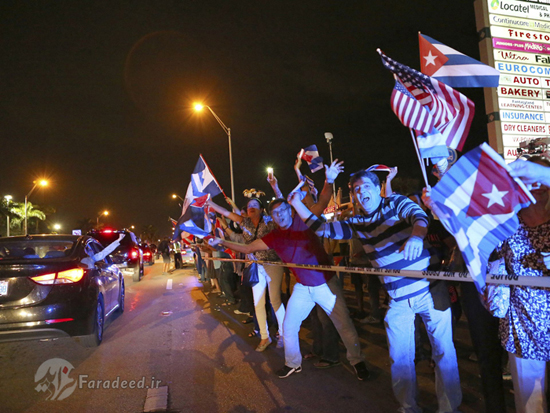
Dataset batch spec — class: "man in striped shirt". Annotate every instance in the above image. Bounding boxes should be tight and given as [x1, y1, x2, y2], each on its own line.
[289, 169, 461, 413]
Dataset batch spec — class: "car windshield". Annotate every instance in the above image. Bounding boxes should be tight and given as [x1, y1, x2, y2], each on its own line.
[0, 240, 76, 260]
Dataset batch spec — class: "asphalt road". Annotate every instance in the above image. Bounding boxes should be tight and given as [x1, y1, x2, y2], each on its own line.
[0, 261, 515, 412]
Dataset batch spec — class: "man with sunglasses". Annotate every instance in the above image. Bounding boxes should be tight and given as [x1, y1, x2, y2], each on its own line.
[208, 162, 369, 381]
[288, 168, 461, 413]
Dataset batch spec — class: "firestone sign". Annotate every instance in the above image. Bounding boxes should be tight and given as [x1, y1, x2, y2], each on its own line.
[476, 0, 550, 160]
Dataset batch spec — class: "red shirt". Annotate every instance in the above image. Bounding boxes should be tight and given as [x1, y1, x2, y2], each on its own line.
[261, 214, 333, 286]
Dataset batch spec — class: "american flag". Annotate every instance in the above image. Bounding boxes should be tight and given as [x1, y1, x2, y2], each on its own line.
[380, 49, 474, 152]
[391, 78, 434, 133]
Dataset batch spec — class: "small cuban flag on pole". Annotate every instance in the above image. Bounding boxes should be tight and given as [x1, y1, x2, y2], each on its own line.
[300, 145, 324, 173]
[419, 33, 500, 88]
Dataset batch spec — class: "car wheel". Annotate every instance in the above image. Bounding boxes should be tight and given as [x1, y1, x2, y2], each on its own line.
[132, 266, 140, 282]
[80, 296, 105, 347]
[116, 278, 125, 314]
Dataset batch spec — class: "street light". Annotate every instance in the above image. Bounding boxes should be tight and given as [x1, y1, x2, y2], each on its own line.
[25, 180, 48, 236]
[172, 194, 184, 202]
[194, 103, 235, 201]
[4, 195, 12, 237]
[53, 223, 61, 232]
[96, 210, 109, 227]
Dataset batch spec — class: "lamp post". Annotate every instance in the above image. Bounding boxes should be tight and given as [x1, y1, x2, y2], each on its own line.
[325, 132, 336, 199]
[25, 180, 48, 236]
[194, 103, 235, 201]
[172, 194, 184, 202]
[4, 195, 12, 237]
[96, 210, 109, 227]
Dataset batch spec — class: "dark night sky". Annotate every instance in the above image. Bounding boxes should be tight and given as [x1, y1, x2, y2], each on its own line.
[0, 1, 488, 237]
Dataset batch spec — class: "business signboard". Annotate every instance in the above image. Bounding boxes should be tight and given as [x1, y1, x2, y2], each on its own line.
[475, 0, 550, 160]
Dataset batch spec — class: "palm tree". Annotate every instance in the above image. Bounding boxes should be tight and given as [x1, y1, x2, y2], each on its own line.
[9, 201, 46, 235]
[140, 225, 158, 244]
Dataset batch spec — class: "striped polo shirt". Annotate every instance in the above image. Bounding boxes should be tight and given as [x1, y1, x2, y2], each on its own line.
[306, 194, 440, 301]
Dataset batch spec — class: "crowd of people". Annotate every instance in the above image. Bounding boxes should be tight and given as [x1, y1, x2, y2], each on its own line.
[182, 152, 550, 413]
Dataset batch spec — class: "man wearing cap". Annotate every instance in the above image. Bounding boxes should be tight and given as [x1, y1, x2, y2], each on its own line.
[289, 167, 461, 413]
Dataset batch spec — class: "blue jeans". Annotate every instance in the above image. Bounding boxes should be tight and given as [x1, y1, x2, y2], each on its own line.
[385, 289, 461, 413]
[283, 277, 363, 368]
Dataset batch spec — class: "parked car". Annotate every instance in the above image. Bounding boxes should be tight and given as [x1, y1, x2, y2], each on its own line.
[181, 247, 195, 266]
[88, 229, 144, 282]
[140, 243, 154, 266]
[0, 234, 124, 347]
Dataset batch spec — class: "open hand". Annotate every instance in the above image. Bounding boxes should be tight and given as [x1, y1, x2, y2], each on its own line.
[399, 236, 423, 260]
[325, 159, 344, 183]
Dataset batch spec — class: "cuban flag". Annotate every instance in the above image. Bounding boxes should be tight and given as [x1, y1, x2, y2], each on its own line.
[419, 33, 500, 88]
[379, 49, 474, 153]
[170, 217, 195, 244]
[430, 143, 533, 293]
[173, 201, 212, 240]
[300, 145, 324, 173]
[173, 155, 222, 240]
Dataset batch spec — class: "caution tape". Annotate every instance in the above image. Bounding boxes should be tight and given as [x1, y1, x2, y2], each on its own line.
[204, 257, 550, 289]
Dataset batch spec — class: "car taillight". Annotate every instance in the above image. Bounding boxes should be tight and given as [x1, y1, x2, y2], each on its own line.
[57, 268, 85, 283]
[131, 249, 139, 259]
[30, 273, 56, 285]
[30, 268, 84, 285]
[144, 252, 151, 256]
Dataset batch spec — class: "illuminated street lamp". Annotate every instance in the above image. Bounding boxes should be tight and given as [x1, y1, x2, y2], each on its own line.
[96, 210, 109, 227]
[172, 194, 184, 202]
[25, 180, 48, 236]
[4, 195, 12, 237]
[53, 223, 61, 233]
[193, 103, 235, 201]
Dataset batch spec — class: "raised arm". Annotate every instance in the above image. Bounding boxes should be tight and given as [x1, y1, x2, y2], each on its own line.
[294, 151, 304, 181]
[310, 159, 343, 216]
[267, 174, 284, 199]
[209, 237, 268, 255]
[384, 167, 398, 197]
[208, 199, 243, 224]
[93, 233, 125, 262]
[288, 183, 354, 240]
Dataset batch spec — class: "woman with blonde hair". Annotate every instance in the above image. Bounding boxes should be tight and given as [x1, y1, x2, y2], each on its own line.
[208, 197, 285, 352]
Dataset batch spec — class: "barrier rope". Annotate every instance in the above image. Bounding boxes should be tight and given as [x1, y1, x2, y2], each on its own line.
[203, 257, 550, 289]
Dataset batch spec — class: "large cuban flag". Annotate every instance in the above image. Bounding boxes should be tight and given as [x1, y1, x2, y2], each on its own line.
[419, 33, 500, 88]
[173, 155, 222, 240]
[430, 143, 533, 293]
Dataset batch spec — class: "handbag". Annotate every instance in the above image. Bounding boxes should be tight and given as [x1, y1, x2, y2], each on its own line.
[242, 261, 260, 287]
[242, 222, 261, 287]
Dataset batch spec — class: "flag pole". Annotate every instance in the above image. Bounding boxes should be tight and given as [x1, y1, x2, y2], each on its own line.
[409, 129, 429, 187]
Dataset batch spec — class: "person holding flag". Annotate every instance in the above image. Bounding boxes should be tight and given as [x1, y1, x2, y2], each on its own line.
[492, 156, 550, 413]
[207, 197, 286, 352]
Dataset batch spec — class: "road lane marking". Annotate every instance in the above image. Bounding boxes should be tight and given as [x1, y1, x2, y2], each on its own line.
[166, 279, 172, 290]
